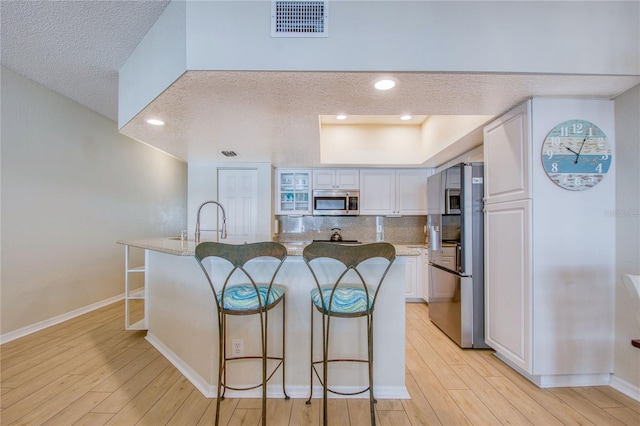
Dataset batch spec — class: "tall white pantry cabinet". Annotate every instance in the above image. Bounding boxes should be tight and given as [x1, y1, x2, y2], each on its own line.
[483, 98, 615, 387]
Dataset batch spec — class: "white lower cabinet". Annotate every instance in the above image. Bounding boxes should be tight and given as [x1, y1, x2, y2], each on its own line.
[404, 255, 419, 299]
[484, 199, 531, 372]
[405, 249, 426, 301]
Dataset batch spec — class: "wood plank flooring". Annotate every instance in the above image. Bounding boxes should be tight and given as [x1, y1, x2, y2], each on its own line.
[1, 301, 639, 425]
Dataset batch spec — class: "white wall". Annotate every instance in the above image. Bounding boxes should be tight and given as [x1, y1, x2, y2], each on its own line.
[421, 115, 493, 167]
[118, 0, 186, 127]
[529, 98, 616, 377]
[185, 1, 638, 74]
[613, 84, 640, 393]
[120, 0, 640, 126]
[1, 67, 187, 337]
[187, 162, 273, 242]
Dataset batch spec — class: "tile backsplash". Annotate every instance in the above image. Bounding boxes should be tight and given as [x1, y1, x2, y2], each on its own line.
[276, 215, 427, 244]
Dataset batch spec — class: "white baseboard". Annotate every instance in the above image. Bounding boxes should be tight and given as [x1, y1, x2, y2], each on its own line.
[0, 294, 124, 344]
[494, 353, 612, 388]
[145, 332, 410, 400]
[493, 352, 640, 401]
[610, 375, 640, 402]
[145, 332, 216, 397]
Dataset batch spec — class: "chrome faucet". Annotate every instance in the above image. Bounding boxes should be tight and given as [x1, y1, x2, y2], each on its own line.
[195, 200, 228, 243]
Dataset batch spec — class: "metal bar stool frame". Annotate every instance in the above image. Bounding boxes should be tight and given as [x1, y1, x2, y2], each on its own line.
[195, 242, 289, 426]
[302, 242, 396, 426]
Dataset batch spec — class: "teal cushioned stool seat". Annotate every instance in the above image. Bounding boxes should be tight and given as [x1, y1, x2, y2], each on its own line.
[218, 284, 286, 311]
[310, 285, 375, 315]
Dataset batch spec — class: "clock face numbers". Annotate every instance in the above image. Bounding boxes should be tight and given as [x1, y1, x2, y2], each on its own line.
[541, 119, 611, 191]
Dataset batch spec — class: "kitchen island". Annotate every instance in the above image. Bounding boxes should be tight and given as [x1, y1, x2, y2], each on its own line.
[117, 237, 419, 399]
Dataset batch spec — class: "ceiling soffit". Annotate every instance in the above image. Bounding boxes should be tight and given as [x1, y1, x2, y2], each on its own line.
[119, 70, 639, 167]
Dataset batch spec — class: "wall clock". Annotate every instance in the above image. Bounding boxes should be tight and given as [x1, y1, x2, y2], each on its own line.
[541, 119, 612, 191]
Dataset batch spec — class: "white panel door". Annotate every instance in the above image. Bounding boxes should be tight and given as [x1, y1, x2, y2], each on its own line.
[483, 101, 532, 204]
[484, 198, 532, 373]
[218, 169, 258, 243]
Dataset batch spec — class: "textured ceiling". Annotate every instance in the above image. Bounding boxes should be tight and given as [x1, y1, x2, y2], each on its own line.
[1, 0, 171, 121]
[120, 70, 640, 166]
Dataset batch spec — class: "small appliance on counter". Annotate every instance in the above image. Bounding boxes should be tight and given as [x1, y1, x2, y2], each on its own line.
[312, 229, 361, 244]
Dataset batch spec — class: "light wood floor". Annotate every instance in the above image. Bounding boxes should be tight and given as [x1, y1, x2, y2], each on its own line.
[1, 301, 639, 425]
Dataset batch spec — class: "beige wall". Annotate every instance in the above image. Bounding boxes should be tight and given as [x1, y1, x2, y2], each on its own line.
[0, 67, 187, 337]
[613, 84, 640, 391]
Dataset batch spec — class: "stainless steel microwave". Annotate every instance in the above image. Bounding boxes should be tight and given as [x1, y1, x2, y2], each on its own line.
[312, 190, 359, 216]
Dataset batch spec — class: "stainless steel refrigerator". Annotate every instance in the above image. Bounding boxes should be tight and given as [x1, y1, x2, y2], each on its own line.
[427, 163, 489, 349]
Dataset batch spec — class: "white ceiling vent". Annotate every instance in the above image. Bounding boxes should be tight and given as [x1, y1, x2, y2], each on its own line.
[271, 1, 329, 38]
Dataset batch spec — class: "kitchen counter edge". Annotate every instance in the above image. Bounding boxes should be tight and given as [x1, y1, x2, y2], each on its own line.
[117, 238, 424, 257]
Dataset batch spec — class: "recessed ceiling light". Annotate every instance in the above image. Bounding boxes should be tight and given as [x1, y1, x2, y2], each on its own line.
[146, 118, 165, 126]
[400, 115, 412, 121]
[374, 79, 396, 90]
[336, 114, 347, 120]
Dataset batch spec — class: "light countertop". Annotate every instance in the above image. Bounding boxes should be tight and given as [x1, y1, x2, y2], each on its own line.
[117, 237, 424, 257]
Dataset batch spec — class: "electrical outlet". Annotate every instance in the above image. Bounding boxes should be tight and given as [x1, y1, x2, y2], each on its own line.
[232, 339, 243, 357]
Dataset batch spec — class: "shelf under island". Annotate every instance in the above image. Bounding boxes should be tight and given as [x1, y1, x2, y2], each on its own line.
[117, 237, 420, 399]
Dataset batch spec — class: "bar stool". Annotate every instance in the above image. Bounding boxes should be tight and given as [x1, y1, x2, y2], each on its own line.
[194, 241, 289, 426]
[302, 242, 396, 426]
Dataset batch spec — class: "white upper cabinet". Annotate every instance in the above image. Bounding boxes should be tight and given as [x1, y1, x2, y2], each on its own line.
[359, 169, 396, 215]
[396, 169, 430, 215]
[312, 169, 359, 190]
[275, 169, 311, 215]
[360, 169, 430, 216]
[483, 101, 532, 203]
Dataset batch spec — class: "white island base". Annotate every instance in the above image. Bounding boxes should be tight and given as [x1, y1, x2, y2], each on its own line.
[140, 245, 410, 400]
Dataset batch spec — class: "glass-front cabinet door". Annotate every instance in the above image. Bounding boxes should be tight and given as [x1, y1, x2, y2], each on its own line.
[276, 169, 311, 215]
